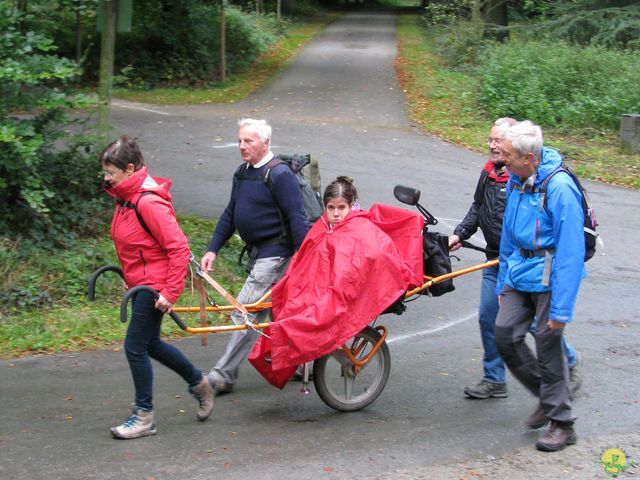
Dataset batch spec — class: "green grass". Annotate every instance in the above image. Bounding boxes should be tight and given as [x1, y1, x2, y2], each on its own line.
[113, 16, 338, 105]
[395, 14, 640, 189]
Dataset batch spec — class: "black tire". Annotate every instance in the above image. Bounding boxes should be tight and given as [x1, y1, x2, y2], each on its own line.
[313, 326, 391, 412]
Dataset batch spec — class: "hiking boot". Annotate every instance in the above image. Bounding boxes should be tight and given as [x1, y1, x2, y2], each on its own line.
[189, 375, 215, 421]
[525, 404, 549, 429]
[464, 380, 508, 399]
[535, 421, 577, 452]
[110, 407, 157, 439]
[206, 371, 234, 396]
[569, 352, 583, 397]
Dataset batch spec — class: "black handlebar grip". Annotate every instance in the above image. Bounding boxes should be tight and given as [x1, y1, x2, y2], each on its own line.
[87, 265, 124, 300]
[119, 285, 187, 330]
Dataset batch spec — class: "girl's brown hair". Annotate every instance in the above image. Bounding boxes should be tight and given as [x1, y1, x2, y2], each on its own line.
[323, 176, 358, 206]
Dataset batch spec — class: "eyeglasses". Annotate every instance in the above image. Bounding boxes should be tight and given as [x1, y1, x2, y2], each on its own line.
[98, 170, 118, 179]
[487, 137, 502, 146]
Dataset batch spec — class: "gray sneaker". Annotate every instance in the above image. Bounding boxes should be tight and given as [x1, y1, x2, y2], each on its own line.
[569, 352, 583, 397]
[110, 407, 157, 439]
[190, 375, 215, 421]
[464, 380, 508, 399]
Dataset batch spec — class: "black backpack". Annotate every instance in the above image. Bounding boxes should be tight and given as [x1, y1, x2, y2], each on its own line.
[538, 163, 598, 262]
[233, 154, 324, 227]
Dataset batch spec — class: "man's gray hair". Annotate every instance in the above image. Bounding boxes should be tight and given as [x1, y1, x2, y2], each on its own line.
[238, 118, 272, 143]
[493, 117, 518, 137]
[504, 120, 543, 161]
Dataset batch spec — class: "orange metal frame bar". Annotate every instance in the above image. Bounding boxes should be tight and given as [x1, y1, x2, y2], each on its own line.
[171, 259, 498, 335]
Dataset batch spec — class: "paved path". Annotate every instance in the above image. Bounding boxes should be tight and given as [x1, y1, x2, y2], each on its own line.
[2, 11, 640, 480]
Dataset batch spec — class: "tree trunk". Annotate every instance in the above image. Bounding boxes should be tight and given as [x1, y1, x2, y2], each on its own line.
[75, 7, 82, 64]
[98, 0, 117, 138]
[220, 0, 226, 82]
[483, 0, 508, 41]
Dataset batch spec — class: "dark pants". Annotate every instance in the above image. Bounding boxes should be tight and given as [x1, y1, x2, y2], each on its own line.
[125, 290, 202, 411]
[495, 286, 575, 424]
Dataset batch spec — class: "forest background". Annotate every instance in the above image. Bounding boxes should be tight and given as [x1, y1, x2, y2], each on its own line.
[1, 0, 638, 357]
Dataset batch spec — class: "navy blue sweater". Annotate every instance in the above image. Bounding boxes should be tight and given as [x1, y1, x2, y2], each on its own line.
[208, 161, 310, 259]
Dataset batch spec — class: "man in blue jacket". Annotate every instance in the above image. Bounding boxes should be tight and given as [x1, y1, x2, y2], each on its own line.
[495, 120, 584, 452]
[201, 118, 310, 394]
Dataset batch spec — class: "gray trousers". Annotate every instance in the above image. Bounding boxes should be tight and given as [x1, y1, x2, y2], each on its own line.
[495, 286, 575, 424]
[210, 256, 290, 386]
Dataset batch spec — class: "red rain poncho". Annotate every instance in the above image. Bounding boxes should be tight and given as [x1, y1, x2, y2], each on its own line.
[249, 204, 424, 388]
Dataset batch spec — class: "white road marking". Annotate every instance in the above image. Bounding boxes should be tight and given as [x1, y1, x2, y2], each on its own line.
[387, 312, 477, 344]
[112, 101, 170, 116]
[210, 142, 239, 149]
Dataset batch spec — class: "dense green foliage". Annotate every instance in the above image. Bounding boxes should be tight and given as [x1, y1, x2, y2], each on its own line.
[102, 2, 287, 88]
[7, 1, 323, 88]
[479, 40, 640, 129]
[524, 1, 640, 50]
[0, 2, 104, 241]
[420, 0, 640, 130]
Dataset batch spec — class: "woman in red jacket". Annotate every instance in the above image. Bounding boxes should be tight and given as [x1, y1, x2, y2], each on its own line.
[99, 136, 213, 439]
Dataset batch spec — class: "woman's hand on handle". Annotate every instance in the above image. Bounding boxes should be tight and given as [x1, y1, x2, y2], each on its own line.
[155, 294, 173, 313]
[200, 251, 217, 272]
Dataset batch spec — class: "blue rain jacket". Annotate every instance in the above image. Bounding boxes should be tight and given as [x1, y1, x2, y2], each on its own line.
[496, 147, 585, 323]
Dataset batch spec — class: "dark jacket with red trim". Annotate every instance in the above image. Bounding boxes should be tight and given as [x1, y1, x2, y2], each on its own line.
[104, 166, 190, 304]
[453, 160, 509, 260]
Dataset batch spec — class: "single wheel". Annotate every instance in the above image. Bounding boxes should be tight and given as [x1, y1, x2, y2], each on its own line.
[313, 326, 391, 412]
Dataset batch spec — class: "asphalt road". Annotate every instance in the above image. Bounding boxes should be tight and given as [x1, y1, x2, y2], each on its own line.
[2, 11, 640, 480]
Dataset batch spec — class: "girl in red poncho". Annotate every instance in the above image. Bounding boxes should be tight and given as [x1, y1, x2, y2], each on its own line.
[99, 136, 213, 439]
[249, 177, 424, 388]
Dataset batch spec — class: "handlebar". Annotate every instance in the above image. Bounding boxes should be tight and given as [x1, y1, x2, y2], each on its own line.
[87, 265, 124, 300]
[120, 285, 187, 330]
[460, 240, 487, 253]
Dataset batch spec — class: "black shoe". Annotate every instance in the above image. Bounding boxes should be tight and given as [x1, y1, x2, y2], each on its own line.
[535, 421, 577, 452]
[464, 380, 508, 399]
[525, 404, 549, 429]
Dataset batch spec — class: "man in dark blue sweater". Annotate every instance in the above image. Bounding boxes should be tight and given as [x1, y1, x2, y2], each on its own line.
[201, 118, 310, 394]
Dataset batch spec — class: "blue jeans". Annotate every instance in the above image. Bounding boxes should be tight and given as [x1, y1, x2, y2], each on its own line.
[125, 290, 202, 411]
[479, 265, 506, 383]
[478, 266, 577, 385]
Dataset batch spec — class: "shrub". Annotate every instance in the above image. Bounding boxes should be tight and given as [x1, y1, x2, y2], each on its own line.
[0, 3, 105, 242]
[421, 0, 484, 69]
[478, 40, 640, 129]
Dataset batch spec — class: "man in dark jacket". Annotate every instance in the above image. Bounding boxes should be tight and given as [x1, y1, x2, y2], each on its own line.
[201, 118, 310, 394]
[449, 118, 581, 400]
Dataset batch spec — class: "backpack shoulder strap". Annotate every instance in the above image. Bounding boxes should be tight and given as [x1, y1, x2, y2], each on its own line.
[539, 163, 575, 212]
[232, 162, 249, 187]
[119, 191, 159, 242]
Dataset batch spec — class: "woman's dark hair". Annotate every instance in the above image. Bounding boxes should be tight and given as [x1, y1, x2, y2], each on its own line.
[98, 135, 145, 171]
[323, 176, 358, 206]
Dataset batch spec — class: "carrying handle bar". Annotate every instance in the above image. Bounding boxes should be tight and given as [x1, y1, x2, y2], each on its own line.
[87, 265, 124, 300]
[460, 240, 487, 253]
[120, 285, 187, 330]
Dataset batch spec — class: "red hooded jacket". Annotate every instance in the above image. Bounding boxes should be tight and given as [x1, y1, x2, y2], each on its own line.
[104, 167, 190, 304]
